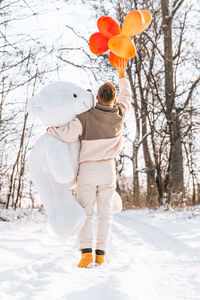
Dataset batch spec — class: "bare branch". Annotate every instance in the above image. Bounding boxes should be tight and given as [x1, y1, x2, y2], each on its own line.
[172, 0, 185, 18]
[180, 76, 200, 111]
[65, 25, 89, 44]
[143, 32, 165, 60]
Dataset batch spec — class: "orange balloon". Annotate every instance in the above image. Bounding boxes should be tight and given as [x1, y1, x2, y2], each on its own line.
[109, 52, 128, 68]
[108, 34, 136, 59]
[89, 32, 109, 54]
[141, 10, 152, 29]
[97, 16, 121, 38]
[121, 10, 146, 37]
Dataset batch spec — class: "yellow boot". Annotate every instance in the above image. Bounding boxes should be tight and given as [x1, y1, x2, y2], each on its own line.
[77, 249, 93, 268]
[95, 249, 105, 266]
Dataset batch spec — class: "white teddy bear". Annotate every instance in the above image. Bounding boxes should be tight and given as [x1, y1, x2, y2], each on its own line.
[28, 81, 122, 239]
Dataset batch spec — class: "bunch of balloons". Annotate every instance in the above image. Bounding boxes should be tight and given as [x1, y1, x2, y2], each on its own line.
[89, 10, 152, 68]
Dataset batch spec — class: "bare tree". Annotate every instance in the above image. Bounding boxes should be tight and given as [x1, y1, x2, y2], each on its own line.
[0, 0, 63, 210]
[60, 0, 200, 208]
[2, 0, 199, 210]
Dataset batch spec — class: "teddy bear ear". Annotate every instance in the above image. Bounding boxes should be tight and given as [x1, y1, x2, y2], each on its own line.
[27, 94, 43, 119]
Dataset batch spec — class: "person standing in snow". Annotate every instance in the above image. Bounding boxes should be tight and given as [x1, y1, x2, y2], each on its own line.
[47, 60, 131, 268]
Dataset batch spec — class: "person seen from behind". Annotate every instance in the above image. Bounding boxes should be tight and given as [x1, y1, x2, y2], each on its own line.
[47, 59, 131, 268]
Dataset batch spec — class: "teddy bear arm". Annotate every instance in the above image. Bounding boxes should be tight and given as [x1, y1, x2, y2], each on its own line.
[45, 135, 75, 183]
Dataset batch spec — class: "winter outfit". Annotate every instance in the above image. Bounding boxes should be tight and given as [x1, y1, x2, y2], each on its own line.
[48, 78, 131, 266]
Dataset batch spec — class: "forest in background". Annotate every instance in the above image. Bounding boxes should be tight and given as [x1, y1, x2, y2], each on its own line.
[0, 0, 200, 212]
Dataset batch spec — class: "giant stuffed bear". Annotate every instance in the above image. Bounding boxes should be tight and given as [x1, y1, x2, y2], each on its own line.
[28, 81, 122, 239]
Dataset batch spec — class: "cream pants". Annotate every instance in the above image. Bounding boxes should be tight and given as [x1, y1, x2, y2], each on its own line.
[77, 159, 116, 251]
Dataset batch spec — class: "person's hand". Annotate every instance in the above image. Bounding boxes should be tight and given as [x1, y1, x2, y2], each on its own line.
[115, 58, 127, 79]
[46, 127, 50, 132]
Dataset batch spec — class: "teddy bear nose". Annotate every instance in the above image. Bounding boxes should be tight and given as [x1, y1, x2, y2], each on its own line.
[73, 93, 77, 98]
[87, 89, 92, 92]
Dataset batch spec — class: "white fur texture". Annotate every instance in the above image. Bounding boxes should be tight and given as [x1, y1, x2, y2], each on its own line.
[28, 82, 95, 239]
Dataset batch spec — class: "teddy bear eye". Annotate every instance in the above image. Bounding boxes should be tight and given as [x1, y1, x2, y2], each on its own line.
[73, 93, 77, 98]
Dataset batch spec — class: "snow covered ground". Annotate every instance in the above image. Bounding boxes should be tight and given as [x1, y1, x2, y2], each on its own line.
[0, 207, 200, 300]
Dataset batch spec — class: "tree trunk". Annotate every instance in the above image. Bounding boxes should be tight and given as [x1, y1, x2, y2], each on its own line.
[132, 140, 139, 207]
[171, 113, 184, 194]
[127, 65, 140, 207]
[161, 0, 184, 204]
[135, 54, 157, 209]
